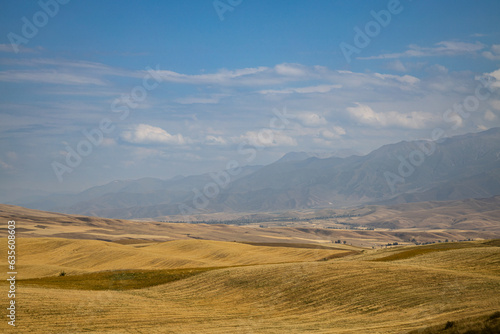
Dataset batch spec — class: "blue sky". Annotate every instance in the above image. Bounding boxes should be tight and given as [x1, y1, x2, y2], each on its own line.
[1, 0, 500, 194]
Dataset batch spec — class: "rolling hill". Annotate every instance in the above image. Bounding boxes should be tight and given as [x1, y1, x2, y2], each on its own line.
[1, 239, 499, 333]
[0, 238, 350, 279]
[1, 203, 498, 333]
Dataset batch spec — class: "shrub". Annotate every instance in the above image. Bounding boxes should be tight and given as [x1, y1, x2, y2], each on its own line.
[489, 311, 500, 320]
[444, 321, 455, 329]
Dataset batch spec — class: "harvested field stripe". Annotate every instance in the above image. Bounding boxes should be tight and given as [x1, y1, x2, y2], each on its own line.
[372, 241, 491, 262]
[17, 248, 359, 291]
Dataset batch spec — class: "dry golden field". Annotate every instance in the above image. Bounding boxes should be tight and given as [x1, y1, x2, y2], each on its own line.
[1, 205, 499, 333]
[1, 238, 352, 279]
[1, 236, 499, 333]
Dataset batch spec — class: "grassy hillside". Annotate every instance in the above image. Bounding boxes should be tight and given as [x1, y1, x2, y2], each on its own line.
[1, 239, 499, 333]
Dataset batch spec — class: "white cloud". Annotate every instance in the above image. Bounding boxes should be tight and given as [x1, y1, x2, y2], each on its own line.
[205, 135, 227, 145]
[347, 103, 434, 129]
[121, 124, 189, 145]
[296, 112, 328, 127]
[238, 130, 297, 147]
[485, 69, 500, 91]
[483, 45, 500, 60]
[0, 159, 13, 170]
[373, 73, 420, 85]
[152, 66, 270, 85]
[484, 110, 497, 121]
[322, 126, 346, 139]
[386, 60, 407, 72]
[330, 70, 421, 91]
[274, 63, 308, 76]
[150, 63, 319, 87]
[428, 64, 449, 74]
[360, 41, 485, 60]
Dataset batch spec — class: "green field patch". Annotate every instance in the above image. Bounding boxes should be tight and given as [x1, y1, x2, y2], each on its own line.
[19, 267, 221, 291]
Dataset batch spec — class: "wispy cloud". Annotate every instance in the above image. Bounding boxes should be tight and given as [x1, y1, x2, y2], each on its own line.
[150, 63, 319, 86]
[258, 84, 341, 95]
[0, 159, 13, 170]
[152, 66, 269, 85]
[0, 58, 145, 87]
[237, 130, 297, 147]
[359, 41, 486, 60]
[373, 73, 420, 85]
[204, 135, 227, 145]
[385, 60, 407, 72]
[175, 94, 227, 104]
[0, 43, 40, 54]
[0, 70, 107, 85]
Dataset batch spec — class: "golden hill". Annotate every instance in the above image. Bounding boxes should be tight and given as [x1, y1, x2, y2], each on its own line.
[0, 238, 349, 279]
[1, 204, 499, 332]
[1, 238, 499, 333]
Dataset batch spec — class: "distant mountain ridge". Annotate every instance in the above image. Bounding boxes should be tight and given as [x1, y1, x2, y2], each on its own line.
[10, 128, 500, 219]
[276, 149, 361, 163]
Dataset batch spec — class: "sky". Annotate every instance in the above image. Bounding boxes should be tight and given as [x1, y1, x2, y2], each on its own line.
[1, 0, 500, 195]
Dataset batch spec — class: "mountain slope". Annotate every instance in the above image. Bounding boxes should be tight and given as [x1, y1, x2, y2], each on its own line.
[208, 127, 500, 213]
[10, 128, 500, 218]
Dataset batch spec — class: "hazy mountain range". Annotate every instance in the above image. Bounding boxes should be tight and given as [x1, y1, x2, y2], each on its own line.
[8, 127, 500, 219]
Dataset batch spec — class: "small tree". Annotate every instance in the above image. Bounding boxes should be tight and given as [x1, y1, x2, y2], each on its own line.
[444, 321, 454, 330]
[59, 271, 66, 277]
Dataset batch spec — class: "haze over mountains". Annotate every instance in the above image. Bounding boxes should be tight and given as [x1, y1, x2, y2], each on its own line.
[9, 127, 500, 219]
